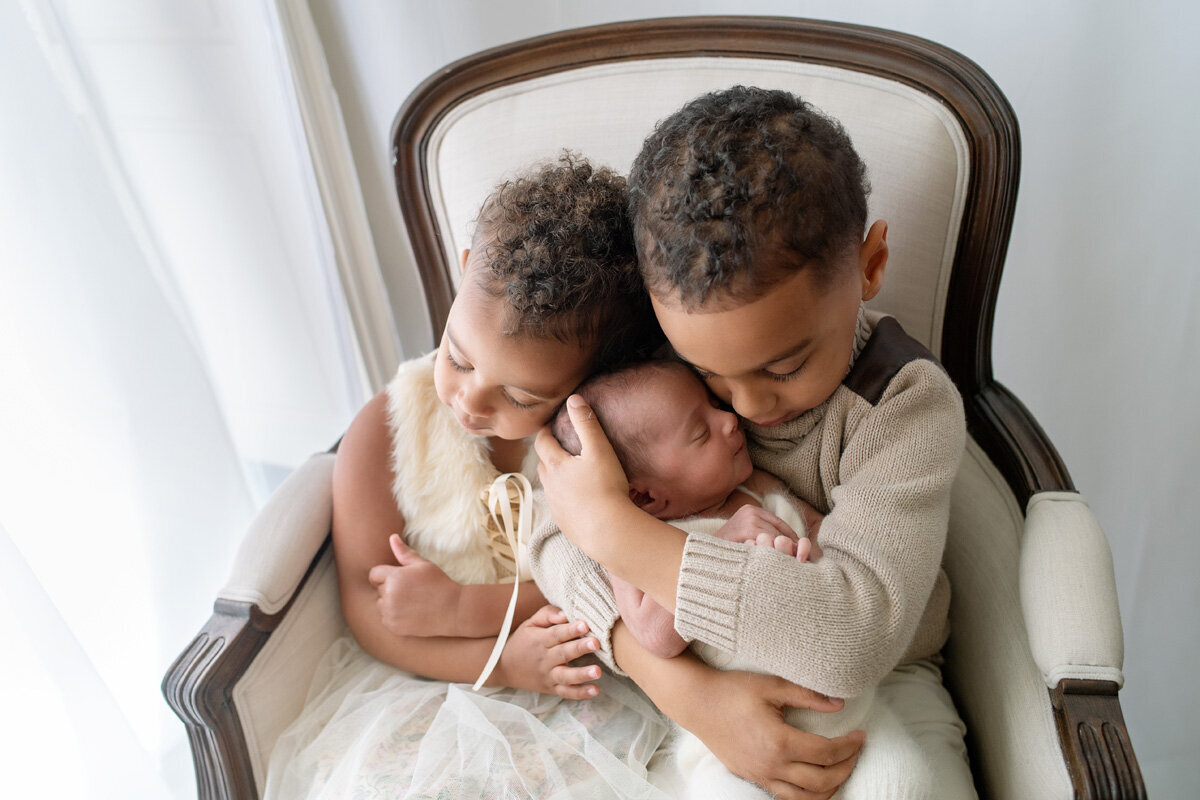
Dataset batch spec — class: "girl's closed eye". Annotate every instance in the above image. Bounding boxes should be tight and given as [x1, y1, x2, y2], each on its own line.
[502, 391, 538, 411]
[446, 349, 472, 373]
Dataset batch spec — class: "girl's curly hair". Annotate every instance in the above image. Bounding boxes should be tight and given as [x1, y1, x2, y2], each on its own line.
[472, 152, 662, 368]
[628, 87, 870, 309]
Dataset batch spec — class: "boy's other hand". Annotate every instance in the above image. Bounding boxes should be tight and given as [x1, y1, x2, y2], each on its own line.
[494, 605, 602, 699]
[685, 669, 863, 800]
[535, 395, 631, 545]
[369, 534, 463, 638]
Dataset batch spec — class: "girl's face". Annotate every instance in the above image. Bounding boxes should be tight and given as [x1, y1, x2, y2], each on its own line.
[434, 264, 593, 441]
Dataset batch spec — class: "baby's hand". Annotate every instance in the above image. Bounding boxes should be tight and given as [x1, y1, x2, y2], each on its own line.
[495, 605, 602, 699]
[715, 505, 798, 549]
[368, 534, 462, 638]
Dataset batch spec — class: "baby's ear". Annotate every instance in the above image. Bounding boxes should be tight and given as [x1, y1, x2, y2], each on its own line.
[629, 484, 668, 517]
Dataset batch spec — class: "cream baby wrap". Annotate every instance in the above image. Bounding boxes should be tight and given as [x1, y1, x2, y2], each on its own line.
[672, 486, 934, 800]
[263, 354, 669, 800]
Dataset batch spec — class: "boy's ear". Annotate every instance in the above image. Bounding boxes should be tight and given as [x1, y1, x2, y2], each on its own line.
[858, 220, 889, 301]
[459, 249, 470, 276]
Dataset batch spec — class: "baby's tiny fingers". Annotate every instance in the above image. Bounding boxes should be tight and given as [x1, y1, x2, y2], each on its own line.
[774, 535, 797, 556]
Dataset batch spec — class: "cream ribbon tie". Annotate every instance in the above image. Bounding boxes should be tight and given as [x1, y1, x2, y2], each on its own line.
[472, 472, 533, 691]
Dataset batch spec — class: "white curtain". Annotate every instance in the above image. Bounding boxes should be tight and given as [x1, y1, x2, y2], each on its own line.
[0, 1, 365, 796]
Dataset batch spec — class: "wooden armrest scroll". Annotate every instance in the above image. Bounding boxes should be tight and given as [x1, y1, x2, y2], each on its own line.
[1051, 679, 1146, 800]
[162, 537, 331, 800]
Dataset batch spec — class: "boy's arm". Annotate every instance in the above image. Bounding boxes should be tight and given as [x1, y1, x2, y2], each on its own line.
[539, 364, 964, 698]
[332, 392, 597, 695]
[610, 572, 688, 658]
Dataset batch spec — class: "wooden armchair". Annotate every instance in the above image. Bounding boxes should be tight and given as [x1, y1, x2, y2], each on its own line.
[163, 17, 1144, 799]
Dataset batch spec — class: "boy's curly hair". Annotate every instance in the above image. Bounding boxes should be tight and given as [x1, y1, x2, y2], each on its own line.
[628, 86, 870, 309]
[472, 152, 661, 368]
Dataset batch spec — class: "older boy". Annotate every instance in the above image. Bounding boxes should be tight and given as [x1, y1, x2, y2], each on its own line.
[532, 87, 974, 799]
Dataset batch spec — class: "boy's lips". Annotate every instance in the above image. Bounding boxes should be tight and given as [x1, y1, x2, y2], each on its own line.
[754, 411, 799, 428]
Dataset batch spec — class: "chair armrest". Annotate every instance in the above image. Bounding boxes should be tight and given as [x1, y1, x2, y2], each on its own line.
[1020, 491, 1145, 799]
[1019, 491, 1124, 688]
[164, 451, 337, 800]
[221, 452, 336, 614]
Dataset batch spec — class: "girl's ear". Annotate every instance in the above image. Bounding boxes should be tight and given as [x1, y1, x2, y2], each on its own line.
[459, 249, 470, 276]
[859, 220, 889, 301]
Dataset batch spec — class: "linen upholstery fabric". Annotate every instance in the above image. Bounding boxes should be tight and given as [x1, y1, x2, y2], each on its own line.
[1020, 492, 1125, 688]
[423, 56, 967, 355]
[942, 442, 1073, 799]
[217, 452, 345, 795]
[235, 555, 344, 797]
[220, 452, 335, 614]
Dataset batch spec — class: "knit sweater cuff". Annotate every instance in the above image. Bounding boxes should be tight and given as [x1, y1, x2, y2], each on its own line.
[571, 569, 625, 676]
[674, 534, 748, 652]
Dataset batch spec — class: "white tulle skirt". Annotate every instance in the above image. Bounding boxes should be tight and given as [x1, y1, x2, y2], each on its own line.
[264, 635, 672, 800]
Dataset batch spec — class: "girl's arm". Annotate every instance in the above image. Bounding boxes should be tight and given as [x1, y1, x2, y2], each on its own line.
[332, 391, 597, 695]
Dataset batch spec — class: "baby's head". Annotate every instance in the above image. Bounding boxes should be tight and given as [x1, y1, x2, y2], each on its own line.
[627, 87, 889, 428]
[436, 154, 662, 441]
[552, 360, 753, 520]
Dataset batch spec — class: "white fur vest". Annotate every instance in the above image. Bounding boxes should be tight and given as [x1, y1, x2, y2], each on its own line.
[384, 353, 537, 585]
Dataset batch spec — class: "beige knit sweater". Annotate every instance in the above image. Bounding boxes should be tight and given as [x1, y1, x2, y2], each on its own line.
[528, 311, 965, 698]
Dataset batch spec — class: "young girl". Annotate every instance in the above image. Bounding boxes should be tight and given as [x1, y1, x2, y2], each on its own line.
[264, 156, 670, 799]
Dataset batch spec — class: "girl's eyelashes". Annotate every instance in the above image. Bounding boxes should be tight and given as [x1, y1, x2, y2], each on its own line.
[446, 350, 471, 373]
[503, 392, 537, 411]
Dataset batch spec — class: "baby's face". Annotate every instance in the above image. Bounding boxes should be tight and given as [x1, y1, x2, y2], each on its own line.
[434, 260, 592, 441]
[635, 368, 755, 519]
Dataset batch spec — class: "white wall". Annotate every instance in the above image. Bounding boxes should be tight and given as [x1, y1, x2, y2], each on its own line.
[308, 2, 1199, 796]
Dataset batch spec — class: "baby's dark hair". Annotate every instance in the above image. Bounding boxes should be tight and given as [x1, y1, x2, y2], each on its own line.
[471, 152, 662, 368]
[628, 86, 870, 309]
[551, 360, 691, 480]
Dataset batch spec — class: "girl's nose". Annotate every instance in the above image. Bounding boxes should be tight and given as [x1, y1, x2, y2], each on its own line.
[458, 385, 492, 417]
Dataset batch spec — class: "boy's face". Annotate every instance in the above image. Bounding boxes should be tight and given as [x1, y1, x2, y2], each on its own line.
[434, 252, 593, 441]
[651, 233, 885, 428]
[632, 368, 754, 519]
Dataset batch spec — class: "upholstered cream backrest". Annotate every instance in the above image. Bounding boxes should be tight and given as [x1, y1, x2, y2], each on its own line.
[423, 57, 969, 355]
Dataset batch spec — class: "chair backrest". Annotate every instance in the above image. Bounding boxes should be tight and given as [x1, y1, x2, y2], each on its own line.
[391, 14, 1069, 507]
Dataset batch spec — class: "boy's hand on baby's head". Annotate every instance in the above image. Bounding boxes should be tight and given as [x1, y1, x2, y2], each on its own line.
[495, 604, 603, 699]
[369, 534, 463, 638]
[534, 395, 631, 548]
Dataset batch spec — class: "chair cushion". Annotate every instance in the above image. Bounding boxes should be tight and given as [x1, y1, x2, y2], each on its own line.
[943, 440, 1073, 799]
[424, 56, 968, 355]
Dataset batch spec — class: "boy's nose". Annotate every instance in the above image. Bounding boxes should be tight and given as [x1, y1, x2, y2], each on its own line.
[729, 383, 773, 423]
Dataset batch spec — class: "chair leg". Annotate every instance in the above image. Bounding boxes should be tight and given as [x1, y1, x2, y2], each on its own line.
[1051, 679, 1146, 800]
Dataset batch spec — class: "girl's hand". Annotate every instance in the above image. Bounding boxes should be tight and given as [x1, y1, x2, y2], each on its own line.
[534, 395, 631, 550]
[369, 534, 463, 638]
[494, 605, 603, 699]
